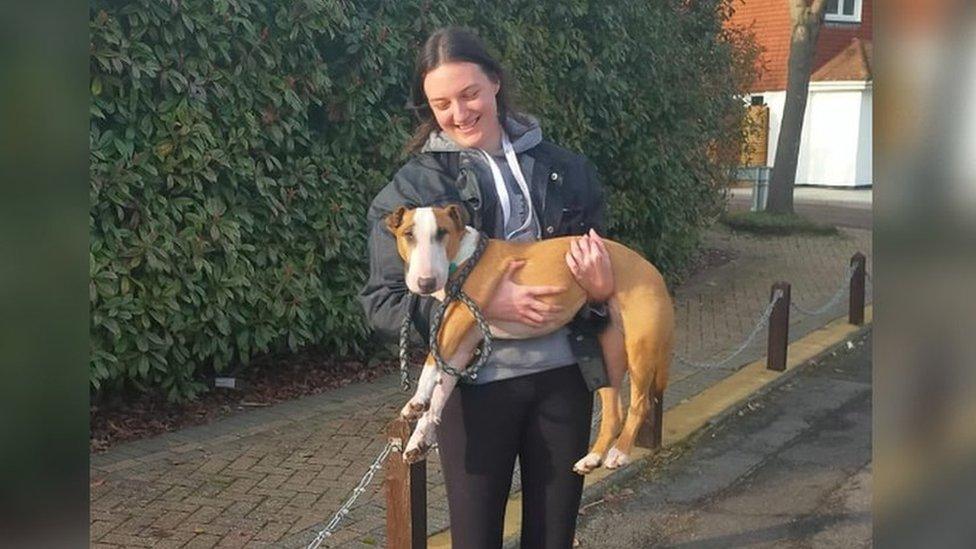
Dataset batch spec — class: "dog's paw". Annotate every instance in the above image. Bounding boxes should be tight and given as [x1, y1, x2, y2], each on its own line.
[403, 441, 431, 464]
[399, 398, 429, 421]
[604, 446, 631, 469]
[402, 418, 437, 463]
[572, 453, 603, 475]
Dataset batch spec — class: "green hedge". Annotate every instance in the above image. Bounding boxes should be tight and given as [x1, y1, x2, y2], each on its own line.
[90, 0, 757, 401]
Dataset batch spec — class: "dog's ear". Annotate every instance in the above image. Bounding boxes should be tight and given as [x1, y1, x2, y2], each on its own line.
[385, 206, 407, 234]
[445, 204, 467, 231]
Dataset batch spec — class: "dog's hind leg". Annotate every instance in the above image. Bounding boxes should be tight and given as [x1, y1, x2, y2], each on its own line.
[605, 298, 673, 469]
[573, 386, 620, 474]
[574, 308, 627, 475]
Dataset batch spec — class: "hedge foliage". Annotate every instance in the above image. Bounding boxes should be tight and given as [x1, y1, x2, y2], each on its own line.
[90, 0, 758, 401]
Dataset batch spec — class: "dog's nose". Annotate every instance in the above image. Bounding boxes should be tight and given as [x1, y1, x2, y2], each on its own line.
[417, 277, 437, 294]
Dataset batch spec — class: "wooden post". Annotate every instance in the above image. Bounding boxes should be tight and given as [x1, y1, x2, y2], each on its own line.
[652, 392, 663, 448]
[849, 252, 866, 325]
[635, 387, 664, 450]
[767, 282, 791, 372]
[385, 418, 427, 549]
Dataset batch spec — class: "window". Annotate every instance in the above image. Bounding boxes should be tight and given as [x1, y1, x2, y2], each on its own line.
[825, 0, 862, 23]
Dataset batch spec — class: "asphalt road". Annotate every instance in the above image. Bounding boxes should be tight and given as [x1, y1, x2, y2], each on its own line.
[575, 330, 872, 548]
[727, 191, 873, 230]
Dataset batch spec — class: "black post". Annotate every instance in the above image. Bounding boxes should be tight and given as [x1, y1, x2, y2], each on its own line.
[767, 282, 791, 371]
[849, 252, 866, 325]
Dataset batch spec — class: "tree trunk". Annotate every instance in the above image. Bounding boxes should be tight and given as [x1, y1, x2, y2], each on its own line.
[766, 0, 827, 214]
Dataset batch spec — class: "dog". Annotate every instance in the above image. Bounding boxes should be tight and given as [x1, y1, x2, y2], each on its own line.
[386, 204, 673, 474]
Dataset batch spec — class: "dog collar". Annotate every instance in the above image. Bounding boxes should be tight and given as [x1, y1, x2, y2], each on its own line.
[449, 227, 480, 277]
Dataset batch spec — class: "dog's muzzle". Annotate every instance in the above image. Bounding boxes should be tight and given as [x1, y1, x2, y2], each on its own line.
[417, 277, 437, 294]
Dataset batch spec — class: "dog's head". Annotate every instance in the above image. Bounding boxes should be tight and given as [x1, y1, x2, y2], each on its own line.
[385, 204, 468, 295]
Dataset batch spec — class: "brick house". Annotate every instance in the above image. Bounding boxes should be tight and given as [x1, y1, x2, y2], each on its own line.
[731, 0, 873, 187]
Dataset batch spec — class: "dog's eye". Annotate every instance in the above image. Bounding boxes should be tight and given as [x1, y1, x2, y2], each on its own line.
[435, 228, 448, 241]
[404, 231, 414, 241]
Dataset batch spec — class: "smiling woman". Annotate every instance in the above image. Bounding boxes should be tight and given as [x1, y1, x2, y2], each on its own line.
[403, 27, 520, 156]
[359, 26, 619, 548]
[423, 63, 502, 152]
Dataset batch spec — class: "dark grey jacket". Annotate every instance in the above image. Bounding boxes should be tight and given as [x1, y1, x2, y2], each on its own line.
[357, 121, 609, 391]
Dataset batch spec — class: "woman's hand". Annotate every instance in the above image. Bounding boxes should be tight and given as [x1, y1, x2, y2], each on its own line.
[484, 260, 565, 328]
[566, 229, 614, 302]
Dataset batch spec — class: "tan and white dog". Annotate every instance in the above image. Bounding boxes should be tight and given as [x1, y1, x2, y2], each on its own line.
[387, 204, 673, 474]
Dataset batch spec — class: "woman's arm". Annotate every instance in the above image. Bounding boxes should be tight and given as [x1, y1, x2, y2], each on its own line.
[357, 165, 442, 345]
[566, 159, 613, 303]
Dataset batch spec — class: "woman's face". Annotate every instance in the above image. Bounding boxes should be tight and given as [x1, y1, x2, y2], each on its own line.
[423, 61, 502, 151]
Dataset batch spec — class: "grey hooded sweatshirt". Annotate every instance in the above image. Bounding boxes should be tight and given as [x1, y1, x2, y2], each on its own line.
[418, 116, 576, 384]
[359, 115, 610, 391]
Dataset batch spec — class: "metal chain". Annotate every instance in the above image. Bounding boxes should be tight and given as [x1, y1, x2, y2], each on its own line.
[675, 289, 783, 370]
[790, 263, 856, 317]
[305, 440, 397, 549]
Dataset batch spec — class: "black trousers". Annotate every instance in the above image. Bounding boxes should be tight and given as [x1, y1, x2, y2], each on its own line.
[436, 365, 594, 549]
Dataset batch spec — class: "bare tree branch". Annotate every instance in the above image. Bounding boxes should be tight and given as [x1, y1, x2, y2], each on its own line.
[788, 0, 805, 21]
[810, 0, 830, 16]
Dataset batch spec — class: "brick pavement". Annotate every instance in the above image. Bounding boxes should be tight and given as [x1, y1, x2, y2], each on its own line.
[90, 225, 872, 548]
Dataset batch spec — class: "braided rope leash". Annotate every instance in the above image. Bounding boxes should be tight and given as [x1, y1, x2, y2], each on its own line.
[398, 233, 494, 390]
[397, 295, 416, 391]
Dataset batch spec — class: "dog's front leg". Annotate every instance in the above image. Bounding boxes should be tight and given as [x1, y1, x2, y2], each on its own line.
[425, 328, 482, 425]
[403, 330, 481, 463]
[401, 358, 438, 421]
[401, 369, 461, 464]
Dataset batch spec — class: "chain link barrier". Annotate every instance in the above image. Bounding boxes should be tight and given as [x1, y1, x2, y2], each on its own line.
[674, 289, 783, 370]
[675, 261, 872, 370]
[306, 440, 398, 549]
[789, 263, 856, 317]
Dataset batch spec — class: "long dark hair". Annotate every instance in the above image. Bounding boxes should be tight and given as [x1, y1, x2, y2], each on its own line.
[403, 27, 523, 155]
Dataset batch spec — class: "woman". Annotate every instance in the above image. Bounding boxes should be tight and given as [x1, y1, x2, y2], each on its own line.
[359, 27, 614, 548]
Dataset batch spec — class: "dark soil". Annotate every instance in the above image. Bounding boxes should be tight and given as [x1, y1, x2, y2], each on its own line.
[674, 245, 738, 284]
[89, 347, 413, 453]
[90, 245, 736, 454]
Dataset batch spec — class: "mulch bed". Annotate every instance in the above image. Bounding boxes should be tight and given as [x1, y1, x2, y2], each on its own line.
[90, 349, 405, 453]
[676, 245, 738, 283]
[90, 245, 736, 454]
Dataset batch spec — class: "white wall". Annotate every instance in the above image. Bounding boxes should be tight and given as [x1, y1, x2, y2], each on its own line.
[761, 90, 787, 170]
[855, 86, 873, 186]
[752, 82, 872, 187]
